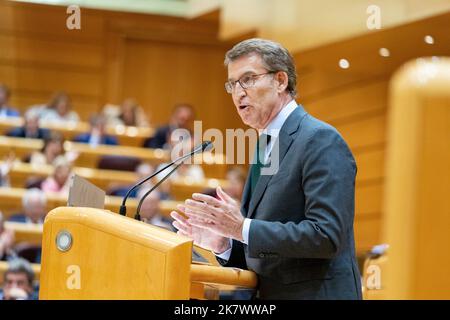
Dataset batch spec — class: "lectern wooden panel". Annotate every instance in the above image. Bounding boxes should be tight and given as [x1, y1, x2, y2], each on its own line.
[39, 207, 258, 299]
[39, 207, 193, 299]
[383, 58, 450, 299]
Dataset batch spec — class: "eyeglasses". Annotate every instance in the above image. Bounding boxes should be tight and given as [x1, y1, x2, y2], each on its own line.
[224, 72, 275, 94]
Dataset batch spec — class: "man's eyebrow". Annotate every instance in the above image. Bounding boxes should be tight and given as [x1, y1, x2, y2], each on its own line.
[227, 71, 255, 82]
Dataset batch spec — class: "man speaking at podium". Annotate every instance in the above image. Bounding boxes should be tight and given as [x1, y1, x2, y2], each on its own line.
[171, 39, 362, 300]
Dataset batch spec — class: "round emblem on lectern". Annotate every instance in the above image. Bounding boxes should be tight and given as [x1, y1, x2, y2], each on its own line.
[56, 230, 73, 252]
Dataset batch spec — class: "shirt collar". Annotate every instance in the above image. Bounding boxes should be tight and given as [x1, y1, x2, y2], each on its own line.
[261, 99, 298, 139]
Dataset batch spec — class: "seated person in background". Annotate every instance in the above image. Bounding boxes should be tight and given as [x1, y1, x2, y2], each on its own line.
[203, 166, 247, 202]
[41, 156, 74, 195]
[35, 91, 80, 124]
[103, 98, 150, 128]
[138, 190, 173, 231]
[0, 212, 15, 261]
[153, 136, 205, 200]
[223, 166, 246, 202]
[29, 131, 64, 166]
[28, 131, 77, 167]
[73, 114, 118, 146]
[0, 152, 15, 187]
[107, 162, 154, 198]
[8, 188, 47, 224]
[6, 113, 49, 139]
[0, 84, 20, 118]
[143, 103, 195, 149]
[0, 258, 37, 300]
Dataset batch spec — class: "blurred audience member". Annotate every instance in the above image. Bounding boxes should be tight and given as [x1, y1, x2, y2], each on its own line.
[0, 212, 15, 261]
[153, 136, 204, 199]
[202, 166, 247, 201]
[107, 162, 154, 198]
[0, 153, 15, 187]
[138, 191, 173, 231]
[0, 84, 20, 118]
[73, 114, 118, 146]
[103, 98, 150, 127]
[38, 92, 80, 123]
[143, 103, 195, 149]
[29, 132, 64, 166]
[224, 166, 247, 201]
[6, 113, 49, 139]
[41, 156, 74, 194]
[0, 258, 36, 300]
[8, 188, 47, 224]
[28, 131, 77, 166]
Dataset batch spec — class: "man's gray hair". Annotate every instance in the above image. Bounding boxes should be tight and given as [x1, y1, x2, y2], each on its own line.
[224, 38, 297, 97]
[5, 257, 35, 286]
[22, 188, 47, 210]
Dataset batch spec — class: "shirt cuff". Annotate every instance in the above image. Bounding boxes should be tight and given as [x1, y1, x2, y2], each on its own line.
[215, 239, 233, 261]
[241, 218, 251, 245]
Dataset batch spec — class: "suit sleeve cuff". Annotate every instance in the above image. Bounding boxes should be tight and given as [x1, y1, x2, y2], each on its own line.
[215, 238, 233, 261]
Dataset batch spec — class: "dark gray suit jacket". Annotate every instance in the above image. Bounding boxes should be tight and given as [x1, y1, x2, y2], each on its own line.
[219, 105, 362, 300]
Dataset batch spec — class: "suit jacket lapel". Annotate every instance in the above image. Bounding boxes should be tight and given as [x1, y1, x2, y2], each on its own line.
[240, 166, 252, 216]
[245, 105, 307, 219]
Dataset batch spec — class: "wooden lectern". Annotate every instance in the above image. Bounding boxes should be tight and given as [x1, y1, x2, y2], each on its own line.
[39, 207, 257, 299]
[382, 57, 450, 299]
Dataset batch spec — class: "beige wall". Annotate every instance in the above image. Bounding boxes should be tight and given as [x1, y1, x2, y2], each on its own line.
[219, 0, 450, 51]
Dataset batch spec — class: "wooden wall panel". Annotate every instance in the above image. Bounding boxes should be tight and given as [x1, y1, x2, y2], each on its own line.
[354, 215, 381, 252]
[305, 79, 388, 123]
[354, 149, 385, 182]
[0, 1, 106, 121]
[0, 0, 240, 127]
[121, 39, 233, 131]
[355, 182, 383, 215]
[0, 1, 105, 41]
[334, 114, 386, 150]
[0, 65, 102, 96]
[0, 34, 104, 69]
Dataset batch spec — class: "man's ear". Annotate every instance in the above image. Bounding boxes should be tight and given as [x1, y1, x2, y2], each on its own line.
[275, 71, 289, 93]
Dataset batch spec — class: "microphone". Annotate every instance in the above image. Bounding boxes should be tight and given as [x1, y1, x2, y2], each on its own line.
[119, 141, 213, 218]
[134, 140, 213, 221]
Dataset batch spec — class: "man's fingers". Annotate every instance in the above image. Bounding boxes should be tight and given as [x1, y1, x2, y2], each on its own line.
[191, 193, 222, 207]
[176, 230, 191, 238]
[172, 219, 192, 235]
[184, 206, 215, 222]
[170, 210, 188, 223]
[176, 204, 188, 214]
[188, 216, 214, 229]
[185, 199, 223, 217]
[216, 186, 235, 204]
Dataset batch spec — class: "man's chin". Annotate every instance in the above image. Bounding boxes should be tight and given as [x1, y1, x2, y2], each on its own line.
[240, 116, 256, 128]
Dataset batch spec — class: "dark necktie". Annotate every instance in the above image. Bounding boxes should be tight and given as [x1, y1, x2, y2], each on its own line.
[249, 134, 271, 195]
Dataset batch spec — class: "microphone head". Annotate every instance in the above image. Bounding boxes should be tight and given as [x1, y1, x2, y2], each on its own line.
[201, 141, 213, 152]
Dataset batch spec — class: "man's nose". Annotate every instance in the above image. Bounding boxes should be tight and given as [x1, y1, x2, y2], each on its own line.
[233, 83, 246, 98]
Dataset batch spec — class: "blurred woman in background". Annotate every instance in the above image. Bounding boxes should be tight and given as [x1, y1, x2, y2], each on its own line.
[41, 156, 74, 195]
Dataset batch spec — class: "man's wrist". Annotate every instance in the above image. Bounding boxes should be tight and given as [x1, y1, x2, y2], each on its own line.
[233, 218, 245, 242]
[213, 238, 232, 255]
